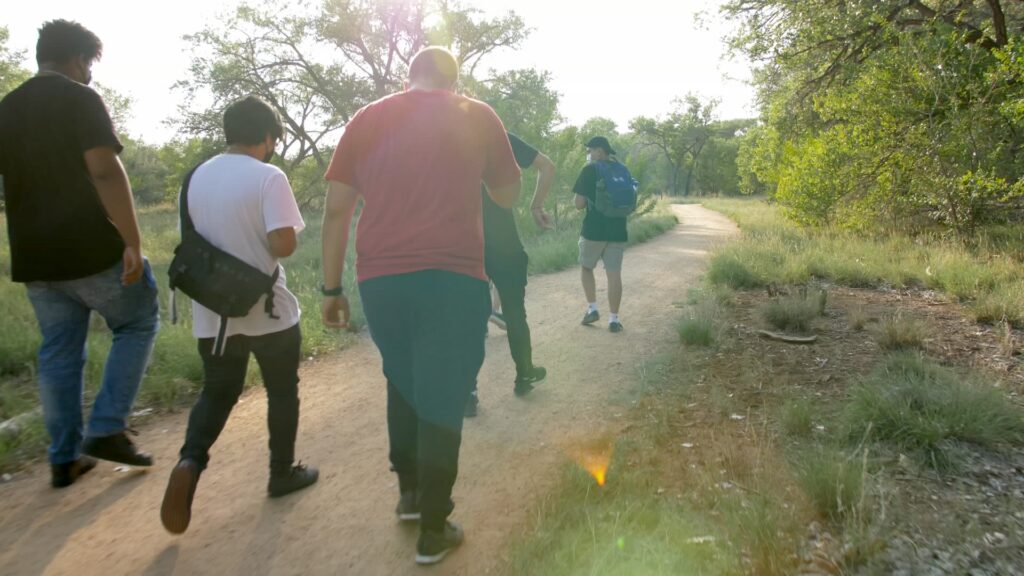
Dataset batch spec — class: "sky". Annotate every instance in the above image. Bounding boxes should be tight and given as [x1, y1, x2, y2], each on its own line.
[5, 0, 757, 143]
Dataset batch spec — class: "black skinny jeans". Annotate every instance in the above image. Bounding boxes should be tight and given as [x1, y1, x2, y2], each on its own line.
[180, 324, 301, 475]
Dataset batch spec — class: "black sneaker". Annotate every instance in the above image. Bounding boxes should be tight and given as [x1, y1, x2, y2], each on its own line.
[514, 366, 547, 397]
[82, 431, 153, 467]
[161, 459, 201, 534]
[582, 309, 600, 325]
[396, 491, 421, 522]
[416, 521, 464, 565]
[267, 463, 319, 498]
[489, 311, 507, 331]
[609, 321, 624, 333]
[464, 391, 479, 418]
[51, 456, 98, 488]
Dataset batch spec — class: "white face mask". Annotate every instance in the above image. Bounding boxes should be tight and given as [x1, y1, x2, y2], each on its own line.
[586, 153, 593, 164]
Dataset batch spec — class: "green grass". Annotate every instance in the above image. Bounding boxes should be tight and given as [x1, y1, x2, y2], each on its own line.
[761, 290, 827, 333]
[843, 353, 1024, 469]
[794, 447, 867, 521]
[876, 313, 926, 351]
[702, 198, 1024, 326]
[781, 398, 815, 438]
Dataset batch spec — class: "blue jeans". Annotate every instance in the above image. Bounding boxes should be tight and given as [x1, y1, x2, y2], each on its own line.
[26, 260, 160, 465]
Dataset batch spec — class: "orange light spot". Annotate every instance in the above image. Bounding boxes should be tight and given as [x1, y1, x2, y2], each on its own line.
[572, 439, 614, 487]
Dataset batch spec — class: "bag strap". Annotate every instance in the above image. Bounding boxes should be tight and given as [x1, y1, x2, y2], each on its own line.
[178, 163, 203, 233]
[264, 267, 281, 320]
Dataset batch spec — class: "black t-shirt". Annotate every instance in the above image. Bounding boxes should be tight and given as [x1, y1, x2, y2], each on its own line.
[0, 75, 124, 282]
[573, 163, 628, 242]
[482, 132, 538, 272]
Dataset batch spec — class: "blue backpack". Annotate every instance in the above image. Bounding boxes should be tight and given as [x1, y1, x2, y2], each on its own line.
[593, 160, 638, 218]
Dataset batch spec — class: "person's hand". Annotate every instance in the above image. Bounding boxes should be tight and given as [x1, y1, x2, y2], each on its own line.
[121, 246, 144, 286]
[322, 294, 351, 329]
[531, 207, 554, 230]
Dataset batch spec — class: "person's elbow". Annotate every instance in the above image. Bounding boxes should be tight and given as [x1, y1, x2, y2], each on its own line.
[268, 228, 298, 258]
[534, 153, 556, 178]
[83, 147, 124, 183]
[574, 194, 588, 210]
[489, 178, 522, 209]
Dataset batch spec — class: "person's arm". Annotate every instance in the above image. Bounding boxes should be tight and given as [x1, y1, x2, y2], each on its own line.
[267, 227, 298, 258]
[572, 165, 594, 212]
[530, 153, 556, 229]
[321, 180, 359, 329]
[84, 147, 143, 285]
[575, 194, 588, 210]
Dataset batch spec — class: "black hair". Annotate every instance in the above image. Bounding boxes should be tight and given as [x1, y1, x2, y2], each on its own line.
[223, 96, 284, 146]
[36, 20, 102, 65]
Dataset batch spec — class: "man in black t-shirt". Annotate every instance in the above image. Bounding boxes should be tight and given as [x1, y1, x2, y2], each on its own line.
[466, 133, 555, 417]
[0, 21, 158, 488]
[573, 136, 628, 333]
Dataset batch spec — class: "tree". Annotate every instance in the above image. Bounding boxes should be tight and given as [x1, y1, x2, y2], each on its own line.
[0, 27, 30, 98]
[175, 0, 531, 207]
[630, 95, 719, 196]
[724, 0, 1024, 233]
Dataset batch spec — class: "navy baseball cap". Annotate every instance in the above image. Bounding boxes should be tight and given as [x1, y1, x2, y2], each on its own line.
[584, 136, 616, 155]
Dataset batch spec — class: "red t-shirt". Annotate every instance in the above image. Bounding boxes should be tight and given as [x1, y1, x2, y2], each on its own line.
[325, 89, 521, 283]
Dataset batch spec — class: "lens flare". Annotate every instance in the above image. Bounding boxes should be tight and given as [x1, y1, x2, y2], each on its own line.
[572, 439, 614, 487]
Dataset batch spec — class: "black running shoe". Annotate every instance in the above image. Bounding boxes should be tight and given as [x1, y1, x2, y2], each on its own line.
[82, 431, 153, 467]
[396, 491, 421, 522]
[464, 391, 479, 418]
[514, 366, 548, 397]
[581, 309, 600, 325]
[267, 463, 319, 498]
[609, 321, 624, 333]
[51, 456, 98, 488]
[416, 521, 464, 565]
[161, 458, 201, 534]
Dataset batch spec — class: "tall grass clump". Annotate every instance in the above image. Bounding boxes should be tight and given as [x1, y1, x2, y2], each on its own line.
[794, 447, 866, 521]
[876, 313, 925, 351]
[761, 290, 827, 333]
[844, 353, 1024, 468]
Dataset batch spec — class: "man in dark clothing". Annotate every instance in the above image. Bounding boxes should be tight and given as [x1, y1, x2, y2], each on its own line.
[321, 47, 521, 565]
[0, 20, 158, 488]
[573, 136, 628, 333]
[465, 132, 555, 417]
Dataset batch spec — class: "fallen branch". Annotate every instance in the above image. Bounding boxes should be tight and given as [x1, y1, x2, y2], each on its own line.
[757, 330, 818, 344]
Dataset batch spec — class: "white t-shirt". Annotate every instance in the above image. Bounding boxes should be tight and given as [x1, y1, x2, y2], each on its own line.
[185, 153, 306, 339]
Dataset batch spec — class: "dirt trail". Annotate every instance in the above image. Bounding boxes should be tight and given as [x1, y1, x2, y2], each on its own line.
[0, 205, 736, 576]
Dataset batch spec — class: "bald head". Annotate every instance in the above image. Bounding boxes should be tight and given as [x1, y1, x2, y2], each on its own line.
[408, 46, 459, 90]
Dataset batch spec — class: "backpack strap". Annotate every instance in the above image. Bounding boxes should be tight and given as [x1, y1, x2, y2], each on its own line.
[264, 266, 281, 320]
[171, 164, 203, 326]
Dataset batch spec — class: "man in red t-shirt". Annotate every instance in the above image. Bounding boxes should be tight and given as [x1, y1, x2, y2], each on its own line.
[320, 46, 521, 566]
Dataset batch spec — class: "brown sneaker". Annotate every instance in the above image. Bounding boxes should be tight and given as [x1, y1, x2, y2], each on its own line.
[161, 459, 200, 534]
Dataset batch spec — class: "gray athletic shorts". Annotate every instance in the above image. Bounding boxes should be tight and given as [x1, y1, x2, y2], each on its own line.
[579, 237, 626, 272]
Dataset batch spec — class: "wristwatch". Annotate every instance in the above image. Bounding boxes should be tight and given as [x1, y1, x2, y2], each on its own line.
[321, 284, 344, 297]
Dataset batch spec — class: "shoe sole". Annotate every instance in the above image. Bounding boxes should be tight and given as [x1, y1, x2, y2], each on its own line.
[488, 317, 507, 330]
[416, 547, 456, 565]
[51, 457, 98, 488]
[82, 444, 153, 468]
[161, 465, 196, 535]
[268, 471, 319, 498]
[398, 512, 422, 522]
[581, 316, 599, 326]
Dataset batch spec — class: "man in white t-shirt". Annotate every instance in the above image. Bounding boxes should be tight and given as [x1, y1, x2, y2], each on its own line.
[161, 96, 318, 535]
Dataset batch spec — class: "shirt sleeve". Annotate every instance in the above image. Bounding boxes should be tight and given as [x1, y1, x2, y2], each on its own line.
[481, 107, 521, 190]
[324, 107, 366, 186]
[76, 87, 123, 154]
[572, 164, 597, 201]
[263, 170, 306, 234]
[508, 132, 539, 169]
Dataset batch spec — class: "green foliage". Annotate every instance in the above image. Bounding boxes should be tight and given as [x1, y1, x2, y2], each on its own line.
[780, 398, 814, 438]
[0, 27, 29, 98]
[844, 353, 1024, 469]
[725, 1, 1024, 234]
